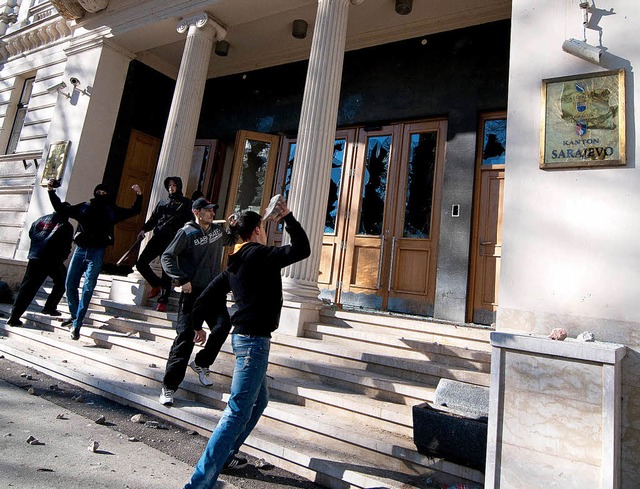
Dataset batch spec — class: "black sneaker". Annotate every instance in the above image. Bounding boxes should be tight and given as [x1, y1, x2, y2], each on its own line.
[222, 455, 248, 472]
[70, 328, 80, 340]
[61, 318, 74, 327]
[41, 308, 62, 317]
[7, 319, 22, 326]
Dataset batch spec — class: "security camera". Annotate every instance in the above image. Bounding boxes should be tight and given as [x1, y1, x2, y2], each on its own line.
[46, 81, 67, 93]
[69, 77, 80, 87]
[562, 38, 602, 64]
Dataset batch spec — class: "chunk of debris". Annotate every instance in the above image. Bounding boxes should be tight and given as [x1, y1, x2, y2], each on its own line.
[130, 414, 146, 423]
[128, 436, 140, 442]
[577, 331, 595, 342]
[56, 414, 68, 420]
[26, 435, 45, 445]
[148, 363, 157, 368]
[27, 387, 36, 395]
[144, 420, 167, 430]
[49, 384, 59, 390]
[256, 459, 275, 470]
[547, 328, 567, 340]
[94, 415, 106, 425]
[20, 372, 27, 377]
[73, 395, 84, 403]
[88, 440, 99, 452]
[36, 468, 54, 472]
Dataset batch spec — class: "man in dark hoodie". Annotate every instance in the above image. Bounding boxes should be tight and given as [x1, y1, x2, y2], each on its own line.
[7, 206, 74, 326]
[136, 176, 192, 312]
[183, 199, 309, 486]
[158, 197, 235, 406]
[48, 180, 142, 340]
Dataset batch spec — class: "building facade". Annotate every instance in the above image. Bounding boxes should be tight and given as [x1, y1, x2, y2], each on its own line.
[0, 0, 637, 486]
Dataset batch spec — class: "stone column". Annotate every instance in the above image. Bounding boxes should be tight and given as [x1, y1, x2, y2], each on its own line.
[279, 0, 363, 335]
[146, 13, 226, 219]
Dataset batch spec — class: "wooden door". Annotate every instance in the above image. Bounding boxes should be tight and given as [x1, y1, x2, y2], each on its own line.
[387, 120, 447, 316]
[467, 113, 507, 325]
[104, 130, 161, 268]
[340, 126, 401, 310]
[223, 130, 279, 219]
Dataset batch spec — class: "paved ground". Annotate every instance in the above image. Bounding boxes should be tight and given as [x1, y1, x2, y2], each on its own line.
[0, 354, 324, 489]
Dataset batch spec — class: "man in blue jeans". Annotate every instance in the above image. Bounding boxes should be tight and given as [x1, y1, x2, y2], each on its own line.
[48, 179, 142, 340]
[184, 198, 310, 487]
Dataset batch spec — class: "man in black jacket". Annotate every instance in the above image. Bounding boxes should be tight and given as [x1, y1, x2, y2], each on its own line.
[48, 180, 142, 340]
[136, 176, 192, 312]
[7, 207, 74, 326]
[158, 197, 235, 406]
[184, 199, 310, 486]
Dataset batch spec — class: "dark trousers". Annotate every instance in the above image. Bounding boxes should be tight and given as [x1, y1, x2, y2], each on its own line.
[136, 234, 172, 303]
[162, 288, 231, 391]
[10, 259, 66, 321]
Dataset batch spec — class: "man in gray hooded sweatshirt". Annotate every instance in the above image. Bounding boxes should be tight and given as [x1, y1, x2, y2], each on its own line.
[136, 176, 192, 311]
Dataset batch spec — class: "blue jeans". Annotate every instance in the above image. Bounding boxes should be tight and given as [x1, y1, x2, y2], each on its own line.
[65, 246, 105, 331]
[185, 335, 270, 489]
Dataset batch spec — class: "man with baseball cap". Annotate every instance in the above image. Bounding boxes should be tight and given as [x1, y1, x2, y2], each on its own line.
[158, 197, 235, 406]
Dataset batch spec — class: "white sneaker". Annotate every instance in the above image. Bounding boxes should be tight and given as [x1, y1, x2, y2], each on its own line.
[159, 387, 174, 406]
[190, 361, 214, 386]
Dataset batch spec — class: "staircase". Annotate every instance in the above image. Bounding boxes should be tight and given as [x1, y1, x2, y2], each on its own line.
[0, 275, 492, 489]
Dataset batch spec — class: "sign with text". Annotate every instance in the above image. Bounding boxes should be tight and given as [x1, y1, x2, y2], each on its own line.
[540, 69, 625, 169]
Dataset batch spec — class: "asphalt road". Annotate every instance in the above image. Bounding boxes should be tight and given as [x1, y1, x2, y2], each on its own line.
[0, 354, 324, 489]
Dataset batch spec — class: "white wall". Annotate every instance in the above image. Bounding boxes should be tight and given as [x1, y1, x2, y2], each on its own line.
[499, 1, 640, 486]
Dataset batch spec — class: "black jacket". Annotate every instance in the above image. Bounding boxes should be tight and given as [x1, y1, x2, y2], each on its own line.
[191, 213, 310, 335]
[49, 189, 142, 248]
[28, 212, 73, 262]
[142, 176, 192, 239]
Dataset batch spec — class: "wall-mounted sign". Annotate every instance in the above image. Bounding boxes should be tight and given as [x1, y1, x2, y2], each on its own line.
[540, 69, 625, 169]
[40, 140, 70, 186]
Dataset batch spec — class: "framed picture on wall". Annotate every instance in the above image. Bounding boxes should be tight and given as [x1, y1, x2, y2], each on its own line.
[40, 140, 70, 185]
[540, 69, 625, 169]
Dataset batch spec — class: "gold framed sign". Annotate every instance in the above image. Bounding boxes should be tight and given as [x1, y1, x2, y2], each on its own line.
[540, 69, 625, 169]
[40, 140, 70, 185]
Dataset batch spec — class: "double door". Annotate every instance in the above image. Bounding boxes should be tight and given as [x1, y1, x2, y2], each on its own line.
[272, 120, 447, 316]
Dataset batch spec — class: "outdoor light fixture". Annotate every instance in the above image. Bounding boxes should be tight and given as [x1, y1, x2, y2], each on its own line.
[562, 0, 602, 65]
[292, 19, 308, 39]
[395, 0, 412, 15]
[215, 40, 229, 57]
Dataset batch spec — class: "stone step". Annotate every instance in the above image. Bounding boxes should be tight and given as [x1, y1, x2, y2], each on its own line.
[0, 320, 484, 487]
[320, 308, 492, 347]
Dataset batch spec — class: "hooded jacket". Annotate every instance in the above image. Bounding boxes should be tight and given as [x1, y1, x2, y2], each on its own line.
[48, 185, 142, 248]
[191, 213, 310, 335]
[28, 211, 73, 261]
[161, 220, 235, 290]
[142, 176, 192, 239]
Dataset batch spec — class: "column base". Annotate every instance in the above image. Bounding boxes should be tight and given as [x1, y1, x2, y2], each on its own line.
[279, 299, 322, 337]
[109, 272, 147, 306]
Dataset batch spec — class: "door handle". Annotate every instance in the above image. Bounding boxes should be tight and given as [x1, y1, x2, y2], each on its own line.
[388, 237, 397, 292]
[480, 241, 492, 245]
[376, 235, 385, 289]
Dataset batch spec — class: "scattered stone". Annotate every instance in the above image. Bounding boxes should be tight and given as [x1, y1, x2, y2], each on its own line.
[4, 433, 12, 437]
[20, 372, 27, 377]
[256, 459, 275, 470]
[187, 430, 198, 435]
[27, 387, 35, 395]
[130, 414, 146, 424]
[547, 328, 568, 340]
[73, 395, 84, 403]
[148, 363, 157, 368]
[26, 435, 45, 445]
[36, 468, 54, 472]
[144, 420, 167, 430]
[128, 436, 140, 442]
[26, 374, 33, 380]
[577, 331, 595, 342]
[49, 384, 58, 390]
[94, 415, 107, 425]
[61, 360, 68, 363]
[0, 355, 4, 358]
[88, 440, 100, 452]
[56, 414, 68, 420]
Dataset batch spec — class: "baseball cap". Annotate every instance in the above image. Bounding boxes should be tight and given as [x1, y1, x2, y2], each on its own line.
[192, 197, 219, 211]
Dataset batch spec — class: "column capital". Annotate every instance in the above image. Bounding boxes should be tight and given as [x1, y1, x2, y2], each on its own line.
[177, 13, 227, 40]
